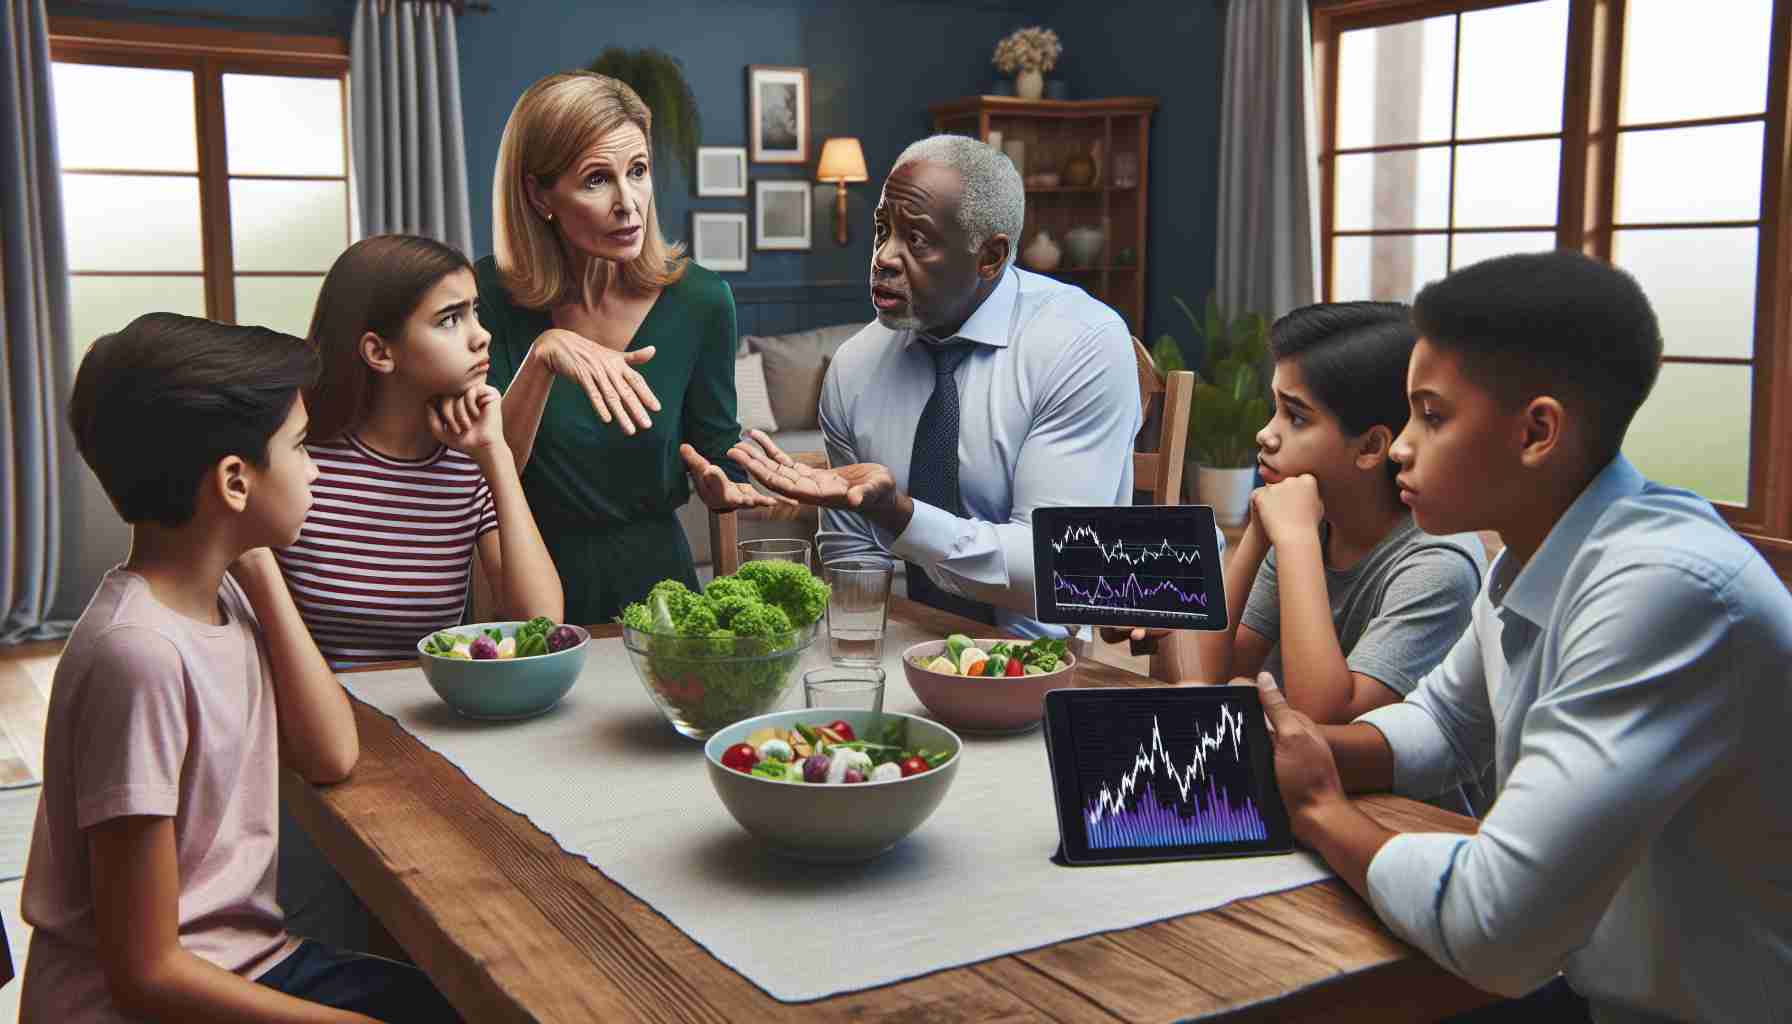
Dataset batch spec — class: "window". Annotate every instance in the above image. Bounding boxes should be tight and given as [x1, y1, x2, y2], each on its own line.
[49, 19, 350, 353]
[1313, 0, 1792, 571]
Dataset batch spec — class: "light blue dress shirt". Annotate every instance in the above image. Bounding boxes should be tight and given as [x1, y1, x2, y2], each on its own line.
[816, 267, 1142, 638]
[1357, 456, 1792, 1022]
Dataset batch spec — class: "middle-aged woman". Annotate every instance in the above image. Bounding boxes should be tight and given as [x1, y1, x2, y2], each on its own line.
[478, 71, 777, 624]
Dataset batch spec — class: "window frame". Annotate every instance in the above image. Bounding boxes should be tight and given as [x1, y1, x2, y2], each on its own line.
[1312, 0, 1792, 576]
[48, 17, 350, 326]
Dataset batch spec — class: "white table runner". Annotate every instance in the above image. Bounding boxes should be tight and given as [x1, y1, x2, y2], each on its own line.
[338, 619, 1331, 1002]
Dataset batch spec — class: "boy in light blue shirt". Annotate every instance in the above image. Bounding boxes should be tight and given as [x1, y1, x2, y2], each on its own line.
[1256, 251, 1792, 1023]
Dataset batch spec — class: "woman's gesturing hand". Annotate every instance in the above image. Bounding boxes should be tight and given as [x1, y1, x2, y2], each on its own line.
[533, 328, 662, 435]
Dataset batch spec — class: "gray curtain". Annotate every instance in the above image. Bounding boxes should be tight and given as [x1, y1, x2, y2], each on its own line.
[1213, 0, 1320, 318]
[350, 0, 473, 252]
[1, 0, 77, 642]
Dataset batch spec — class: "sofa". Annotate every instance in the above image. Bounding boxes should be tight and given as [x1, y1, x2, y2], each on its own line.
[676, 322, 867, 566]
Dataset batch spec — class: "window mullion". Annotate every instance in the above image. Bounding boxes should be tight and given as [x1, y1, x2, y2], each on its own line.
[195, 56, 235, 323]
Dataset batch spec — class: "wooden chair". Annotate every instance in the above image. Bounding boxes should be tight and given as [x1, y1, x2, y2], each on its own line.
[1131, 337, 1195, 505]
[708, 450, 830, 576]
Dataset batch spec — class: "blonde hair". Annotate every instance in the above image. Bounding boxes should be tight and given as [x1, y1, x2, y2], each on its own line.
[493, 71, 687, 309]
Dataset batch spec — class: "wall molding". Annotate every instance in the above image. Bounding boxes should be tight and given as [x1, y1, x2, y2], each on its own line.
[730, 280, 862, 305]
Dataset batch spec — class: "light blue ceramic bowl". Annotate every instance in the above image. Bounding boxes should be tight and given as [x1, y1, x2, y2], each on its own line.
[703, 708, 961, 863]
[414, 621, 590, 720]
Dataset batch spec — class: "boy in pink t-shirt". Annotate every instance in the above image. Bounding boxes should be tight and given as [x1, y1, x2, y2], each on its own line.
[21, 314, 457, 1022]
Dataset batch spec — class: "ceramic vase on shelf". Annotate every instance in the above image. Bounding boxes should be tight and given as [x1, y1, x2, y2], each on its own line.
[1022, 230, 1061, 272]
[1062, 151, 1095, 188]
[1002, 139, 1027, 176]
[1015, 68, 1044, 100]
[1064, 226, 1104, 268]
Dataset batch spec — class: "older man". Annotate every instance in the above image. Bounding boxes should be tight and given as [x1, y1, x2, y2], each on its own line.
[725, 134, 1140, 638]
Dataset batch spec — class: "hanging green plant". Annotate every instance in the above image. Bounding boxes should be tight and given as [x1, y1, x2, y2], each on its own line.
[587, 47, 702, 185]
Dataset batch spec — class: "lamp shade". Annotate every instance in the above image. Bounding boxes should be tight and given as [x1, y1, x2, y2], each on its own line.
[816, 137, 868, 183]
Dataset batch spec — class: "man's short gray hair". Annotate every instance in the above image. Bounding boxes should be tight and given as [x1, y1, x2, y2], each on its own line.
[892, 134, 1025, 270]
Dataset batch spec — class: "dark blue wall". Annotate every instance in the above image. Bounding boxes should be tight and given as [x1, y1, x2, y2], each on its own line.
[1048, 0, 1226, 360]
[49, 0, 352, 37]
[452, 0, 1054, 312]
[50, 0, 1224, 342]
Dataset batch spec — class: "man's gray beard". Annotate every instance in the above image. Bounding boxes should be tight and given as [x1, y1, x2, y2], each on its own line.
[875, 308, 925, 332]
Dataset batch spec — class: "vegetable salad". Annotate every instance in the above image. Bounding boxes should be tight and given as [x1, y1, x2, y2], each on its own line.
[911, 633, 1068, 677]
[719, 717, 953, 784]
[422, 617, 580, 660]
[620, 561, 831, 732]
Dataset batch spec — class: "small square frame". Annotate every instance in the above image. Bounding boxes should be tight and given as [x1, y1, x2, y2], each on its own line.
[695, 146, 748, 197]
[691, 211, 750, 271]
[754, 180, 813, 251]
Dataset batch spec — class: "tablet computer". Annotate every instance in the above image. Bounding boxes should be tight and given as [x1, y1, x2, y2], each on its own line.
[1043, 686, 1293, 866]
[1032, 505, 1228, 631]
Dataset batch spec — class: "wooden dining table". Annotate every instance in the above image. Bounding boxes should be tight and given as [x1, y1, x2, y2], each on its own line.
[284, 597, 1495, 1023]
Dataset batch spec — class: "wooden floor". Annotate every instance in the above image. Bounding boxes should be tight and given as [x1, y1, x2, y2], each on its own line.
[0, 642, 57, 787]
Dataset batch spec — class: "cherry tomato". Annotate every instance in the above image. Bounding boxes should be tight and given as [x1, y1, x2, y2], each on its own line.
[1004, 657, 1025, 677]
[721, 743, 759, 773]
[825, 720, 856, 742]
[899, 755, 930, 777]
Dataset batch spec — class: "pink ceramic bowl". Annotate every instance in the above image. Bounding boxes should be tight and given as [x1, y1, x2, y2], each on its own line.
[901, 638, 1077, 734]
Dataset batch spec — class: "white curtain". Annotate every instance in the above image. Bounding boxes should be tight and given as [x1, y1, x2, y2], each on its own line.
[1213, 0, 1320, 318]
[1, 0, 77, 640]
[349, 0, 473, 252]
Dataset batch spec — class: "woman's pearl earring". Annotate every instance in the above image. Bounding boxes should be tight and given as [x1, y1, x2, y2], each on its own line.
[545, 211, 554, 222]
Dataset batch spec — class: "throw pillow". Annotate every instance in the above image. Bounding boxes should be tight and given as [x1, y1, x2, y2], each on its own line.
[734, 351, 780, 434]
[747, 323, 866, 431]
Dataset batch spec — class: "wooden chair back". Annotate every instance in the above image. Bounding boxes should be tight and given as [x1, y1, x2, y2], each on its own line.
[709, 450, 830, 577]
[1132, 337, 1195, 505]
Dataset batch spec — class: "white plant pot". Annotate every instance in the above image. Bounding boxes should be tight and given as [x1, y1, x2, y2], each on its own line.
[1192, 464, 1255, 527]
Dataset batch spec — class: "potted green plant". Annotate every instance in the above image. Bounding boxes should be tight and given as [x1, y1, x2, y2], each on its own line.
[587, 47, 701, 185]
[1154, 293, 1270, 525]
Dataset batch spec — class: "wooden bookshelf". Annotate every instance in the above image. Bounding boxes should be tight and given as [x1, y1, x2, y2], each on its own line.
[930, 96, 1159, 337]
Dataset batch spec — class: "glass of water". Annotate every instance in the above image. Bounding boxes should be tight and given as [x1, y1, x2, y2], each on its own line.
[803, 666, 886, 713]
[737, 538, 812, 568]
[824, 557, 893, 665]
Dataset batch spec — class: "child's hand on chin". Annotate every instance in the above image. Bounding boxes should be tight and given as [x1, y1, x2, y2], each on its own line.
[1252, 474, 1325, 545]
[429, 384, 505, 457]
[227, 547, 279, 581]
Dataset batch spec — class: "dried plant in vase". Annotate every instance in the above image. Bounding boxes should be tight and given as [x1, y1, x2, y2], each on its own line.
[992, 26, 1061, 100]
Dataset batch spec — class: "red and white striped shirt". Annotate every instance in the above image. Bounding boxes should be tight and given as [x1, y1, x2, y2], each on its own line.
[275, 436, 498, 668]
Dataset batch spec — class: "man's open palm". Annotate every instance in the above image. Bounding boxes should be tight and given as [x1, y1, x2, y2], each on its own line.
[728, 429, 896, 510]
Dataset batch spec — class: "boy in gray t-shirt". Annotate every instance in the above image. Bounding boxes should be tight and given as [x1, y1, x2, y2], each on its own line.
[1246, 517, 1483, 700]
[1124, 303, 1486, 811]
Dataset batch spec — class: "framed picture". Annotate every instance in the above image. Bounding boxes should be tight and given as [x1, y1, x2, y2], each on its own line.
[691, 212, 749, 271]
[695, 146, 747, 197]
[747, 65, 809, 164]
[754, 180, 812, 251]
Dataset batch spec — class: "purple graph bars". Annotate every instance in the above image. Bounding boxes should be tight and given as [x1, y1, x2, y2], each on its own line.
[1083, 707, 1269, 848]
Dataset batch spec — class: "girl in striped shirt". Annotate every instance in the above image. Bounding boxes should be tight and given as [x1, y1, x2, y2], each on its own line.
[273, 234, 566, 952]
[276, 234, 563, 668]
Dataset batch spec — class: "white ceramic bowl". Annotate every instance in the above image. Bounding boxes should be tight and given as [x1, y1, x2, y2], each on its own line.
[703, 708, 961, 863]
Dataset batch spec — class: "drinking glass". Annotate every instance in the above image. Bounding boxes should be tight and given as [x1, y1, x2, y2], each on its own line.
[737, 538, 812, 568]
[824, 557, 893, 665]
[802, 666, 886, 713]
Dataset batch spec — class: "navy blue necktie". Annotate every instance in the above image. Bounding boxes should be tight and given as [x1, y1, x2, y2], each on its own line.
[905, 339, 996, 625]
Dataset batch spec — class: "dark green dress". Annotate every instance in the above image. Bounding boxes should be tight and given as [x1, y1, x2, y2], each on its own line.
[476, 256, 743, 625]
